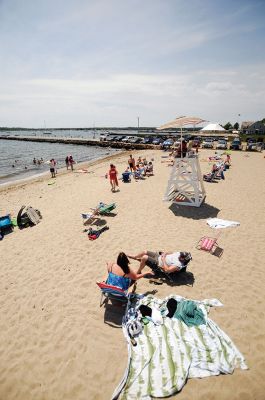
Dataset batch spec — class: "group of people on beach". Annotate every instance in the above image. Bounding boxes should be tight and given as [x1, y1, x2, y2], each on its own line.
[106, 154, 154, 192]
[105, 150, 233, 288]
[65, 155, 75, 171]
[127, 154, 153, 177]
[47, 155, 76, 178]
[107, 250, 192, 287]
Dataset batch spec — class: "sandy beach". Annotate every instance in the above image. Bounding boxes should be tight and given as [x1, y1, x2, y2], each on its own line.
[0, 148, 265, 400]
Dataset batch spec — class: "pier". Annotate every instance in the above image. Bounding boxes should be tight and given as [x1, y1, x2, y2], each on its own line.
[0, 135, 158, 150]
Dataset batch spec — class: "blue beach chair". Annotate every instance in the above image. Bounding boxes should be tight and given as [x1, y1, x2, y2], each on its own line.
[122, 172, 131, 183]
[96, 272, 131, 306]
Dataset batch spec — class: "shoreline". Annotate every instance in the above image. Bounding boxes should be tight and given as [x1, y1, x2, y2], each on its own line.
[0, 150, 127, 193]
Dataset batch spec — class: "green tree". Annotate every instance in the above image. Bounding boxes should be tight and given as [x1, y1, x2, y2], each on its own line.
[224, 122, 233, 130]
[233, 122, 239, 130]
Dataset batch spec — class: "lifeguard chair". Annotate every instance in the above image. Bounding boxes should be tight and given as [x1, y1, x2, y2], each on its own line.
[164, 154, 206, 207]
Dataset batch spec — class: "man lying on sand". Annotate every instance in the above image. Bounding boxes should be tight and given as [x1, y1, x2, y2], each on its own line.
[127, 250, 192, 275]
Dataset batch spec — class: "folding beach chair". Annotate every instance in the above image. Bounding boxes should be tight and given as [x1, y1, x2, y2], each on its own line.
[17, 206, 42, 229]
[96, 281, 130, 307]
[97, 202, 116, 215]
[196, 234, 223, 257]
[122, 172, 131, 182]
[81, 210, 101, 225]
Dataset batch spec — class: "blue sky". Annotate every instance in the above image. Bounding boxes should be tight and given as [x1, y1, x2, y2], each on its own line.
[0, 0, 264, 128]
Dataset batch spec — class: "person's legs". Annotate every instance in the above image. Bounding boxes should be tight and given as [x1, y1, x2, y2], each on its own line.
[127, 251, 160, 274]
[127, 250, 148, 260]
[137, 254, 149, 273]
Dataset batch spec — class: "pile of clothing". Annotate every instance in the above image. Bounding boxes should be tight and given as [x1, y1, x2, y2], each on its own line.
[88, 226, 109, 240]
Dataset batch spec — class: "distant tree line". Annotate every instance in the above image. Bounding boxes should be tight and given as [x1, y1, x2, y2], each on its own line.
[222, 118, 265, 131]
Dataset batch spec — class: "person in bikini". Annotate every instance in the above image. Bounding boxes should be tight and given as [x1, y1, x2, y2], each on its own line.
[106, 252, 154, 288]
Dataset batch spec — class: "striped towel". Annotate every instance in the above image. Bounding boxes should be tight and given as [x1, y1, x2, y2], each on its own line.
[112, 295, 247, 400]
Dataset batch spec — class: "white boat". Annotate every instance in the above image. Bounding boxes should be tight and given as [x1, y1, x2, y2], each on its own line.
[43, 120, 52, 135]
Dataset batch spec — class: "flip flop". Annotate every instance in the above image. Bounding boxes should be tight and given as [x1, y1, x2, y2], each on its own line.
[149, 278, 163, 285]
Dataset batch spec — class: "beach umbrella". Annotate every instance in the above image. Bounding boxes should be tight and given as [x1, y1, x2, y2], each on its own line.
[157, 116, 206, 156]
[157, 116, 205, 131]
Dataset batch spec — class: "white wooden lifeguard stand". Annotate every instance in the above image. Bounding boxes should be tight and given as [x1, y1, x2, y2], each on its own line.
[164, 154, 206, 207]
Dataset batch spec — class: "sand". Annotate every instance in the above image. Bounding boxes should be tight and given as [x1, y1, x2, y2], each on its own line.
[0, 149, 265, 400]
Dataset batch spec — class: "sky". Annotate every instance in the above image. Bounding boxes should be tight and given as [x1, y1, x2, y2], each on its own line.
[0, 0, 264, 128]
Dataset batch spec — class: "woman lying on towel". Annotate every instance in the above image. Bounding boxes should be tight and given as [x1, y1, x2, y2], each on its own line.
[107, 252, 154, 288]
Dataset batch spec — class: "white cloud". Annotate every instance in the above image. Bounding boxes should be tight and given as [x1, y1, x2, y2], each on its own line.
[0, 0, 264, 126]
[0, 61, 264, 127]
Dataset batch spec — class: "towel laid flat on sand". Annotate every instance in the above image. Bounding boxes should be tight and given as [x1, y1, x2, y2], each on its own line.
[112, 295, 247, 400]
[207, 218, 240, 229]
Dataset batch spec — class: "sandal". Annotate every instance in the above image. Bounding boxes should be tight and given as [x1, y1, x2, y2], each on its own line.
[149, 278, 163, 285]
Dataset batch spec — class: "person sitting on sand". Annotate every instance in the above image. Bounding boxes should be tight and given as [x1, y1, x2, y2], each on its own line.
[128, 250, 192, 275]
[145, 161, 154, 176]
[134, 164, 145, 179]
[106, 252, 154, 287]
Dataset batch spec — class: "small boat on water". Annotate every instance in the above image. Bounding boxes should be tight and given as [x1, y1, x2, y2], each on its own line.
[42, 120, 52, 135]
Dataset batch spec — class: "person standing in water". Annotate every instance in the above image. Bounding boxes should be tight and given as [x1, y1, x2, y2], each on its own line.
[68, 155, 75, 171]
[65, 156, 69, 170]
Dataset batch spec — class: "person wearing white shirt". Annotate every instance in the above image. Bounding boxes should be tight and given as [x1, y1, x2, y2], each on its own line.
[127, 250, 192, 275]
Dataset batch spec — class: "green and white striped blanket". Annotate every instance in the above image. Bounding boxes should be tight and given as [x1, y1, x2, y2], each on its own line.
[112, 295, 247, 400]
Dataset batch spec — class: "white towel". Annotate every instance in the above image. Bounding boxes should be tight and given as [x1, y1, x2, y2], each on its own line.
[207, 218, 240, 229]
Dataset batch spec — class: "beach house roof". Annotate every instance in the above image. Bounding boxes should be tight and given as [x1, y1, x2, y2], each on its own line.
[241, 121, 254, 129]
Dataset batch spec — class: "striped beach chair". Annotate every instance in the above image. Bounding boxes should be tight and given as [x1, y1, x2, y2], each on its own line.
[196, 234, 223, 257]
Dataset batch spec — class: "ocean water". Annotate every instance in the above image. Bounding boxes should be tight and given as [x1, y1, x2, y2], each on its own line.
[0, 130, 122, 185]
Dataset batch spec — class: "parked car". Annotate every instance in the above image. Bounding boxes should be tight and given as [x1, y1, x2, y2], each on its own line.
[230, 138, 242, 150]
[216, 139, 227, 150]
[246, 139, 264, 151]
[121, 136, 131, 142]
[202, 138, 214, 149]
[105, 135, 116, 142]
[162, 138, 174, 149]
[143, 136, 153, 144]
[128, 136, 142, 144]
[113, 135, 123, 142]
[99, 133, 110, 141]
[152, 137, 163, 145]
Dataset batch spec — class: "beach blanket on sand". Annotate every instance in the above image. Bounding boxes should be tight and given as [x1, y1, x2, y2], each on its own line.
[207, 218, 240, 229]
[112, 295, 247, 400]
